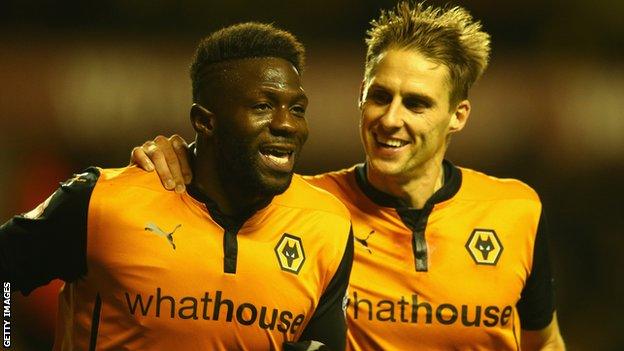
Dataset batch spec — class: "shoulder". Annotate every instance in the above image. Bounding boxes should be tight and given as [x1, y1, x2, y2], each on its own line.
[94, 166, 166, 193]
[302, 165, 359, 202]
[87, 167, 173, 212]
[457, 166, 541, 204]
[97, 166, 159, 184]
[303, 166, 356, 188]
[273, 174, 351, 221]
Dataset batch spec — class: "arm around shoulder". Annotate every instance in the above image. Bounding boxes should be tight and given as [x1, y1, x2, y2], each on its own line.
[129, 135, 192, 193]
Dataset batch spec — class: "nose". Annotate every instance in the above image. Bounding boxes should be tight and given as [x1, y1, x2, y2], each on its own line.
[270, 106, 299, 136]
[377, 98, 404, 131]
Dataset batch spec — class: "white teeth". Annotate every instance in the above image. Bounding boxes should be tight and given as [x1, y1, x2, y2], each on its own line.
[385, 140, 403, 147]
[376, 135, 407, 148]
[267, 154, 289, 165]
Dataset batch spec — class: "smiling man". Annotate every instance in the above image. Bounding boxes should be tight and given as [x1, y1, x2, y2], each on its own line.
[0, 23, 353, 351]
[133, 2, 565, 350]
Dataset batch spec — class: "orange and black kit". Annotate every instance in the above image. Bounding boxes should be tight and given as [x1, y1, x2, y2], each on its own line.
[0, 167, 353, 351]
[305, 160, 555, 350]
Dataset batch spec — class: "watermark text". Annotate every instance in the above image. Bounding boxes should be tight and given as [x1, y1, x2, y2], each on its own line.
[3, 282, 10, 348]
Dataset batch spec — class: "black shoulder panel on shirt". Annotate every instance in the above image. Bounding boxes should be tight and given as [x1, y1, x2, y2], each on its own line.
[516, 209, 556, 330]
[298, 226, 354, 351]
[0, 167, 100, 295]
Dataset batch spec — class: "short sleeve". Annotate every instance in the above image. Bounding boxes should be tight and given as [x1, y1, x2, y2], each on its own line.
[516, 209, 556, 330]
[0, 168, 99, 295]
[297, 226, 354, 351]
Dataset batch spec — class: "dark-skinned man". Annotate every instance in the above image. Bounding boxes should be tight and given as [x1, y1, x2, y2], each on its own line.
[0, 23, 353, 351]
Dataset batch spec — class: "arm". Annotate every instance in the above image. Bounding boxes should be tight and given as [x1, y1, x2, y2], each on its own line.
[517, 210, 565, 350]
[293, 227, 354, 351]
[130, 134, 192, 193]
[521, 313, 565, 351]
[0, 169, 97, 295]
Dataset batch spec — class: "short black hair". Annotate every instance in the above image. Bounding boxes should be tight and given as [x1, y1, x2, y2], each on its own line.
[190, 22, 305, 102]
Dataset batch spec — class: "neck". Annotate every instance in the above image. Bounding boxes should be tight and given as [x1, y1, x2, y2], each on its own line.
[192, 145, 271, 217]
[367, 156, 445, 209]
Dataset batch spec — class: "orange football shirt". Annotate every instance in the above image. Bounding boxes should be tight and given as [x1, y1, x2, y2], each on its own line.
[1, 167, 353, 351]
[305, 161, 555, 351]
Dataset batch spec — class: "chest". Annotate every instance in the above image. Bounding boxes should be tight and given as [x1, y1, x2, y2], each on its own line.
[349, 200, 534, 299]
[345, 202, 534, 350]
[81, 204, 326, 348]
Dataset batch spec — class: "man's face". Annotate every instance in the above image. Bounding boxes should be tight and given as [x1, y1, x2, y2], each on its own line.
[209, 57, 309, 197]
[360, 49, 465, 178]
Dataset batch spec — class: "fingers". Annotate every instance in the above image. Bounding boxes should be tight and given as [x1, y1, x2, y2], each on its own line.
[144, 137, 178, 191]
[130, 146, 154, 171]
[131, 135, 191, 193]
[170, 134, 192, 184]
[154, 135, 188, 192]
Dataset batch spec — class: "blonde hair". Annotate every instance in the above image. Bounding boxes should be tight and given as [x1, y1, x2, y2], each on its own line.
[365, 1, 491, 106]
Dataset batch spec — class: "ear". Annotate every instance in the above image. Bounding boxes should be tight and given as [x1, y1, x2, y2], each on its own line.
[190, 103, 216, 136]
[448, 99, 470, 134]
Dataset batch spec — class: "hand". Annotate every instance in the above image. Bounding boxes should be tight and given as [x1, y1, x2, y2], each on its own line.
[130, 135, 192, 193]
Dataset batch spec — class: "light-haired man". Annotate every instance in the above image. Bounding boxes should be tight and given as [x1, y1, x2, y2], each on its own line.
[134, 2, 564, 350]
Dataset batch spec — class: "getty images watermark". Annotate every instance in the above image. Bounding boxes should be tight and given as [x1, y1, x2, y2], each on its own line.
[2, 282, 10, 348]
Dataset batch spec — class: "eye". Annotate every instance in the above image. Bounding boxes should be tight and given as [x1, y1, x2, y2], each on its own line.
[253, 102, 272, 112]
[290, 104, 306, 117]
[367, 90, 391, 105]
[403, 98, 429, 113]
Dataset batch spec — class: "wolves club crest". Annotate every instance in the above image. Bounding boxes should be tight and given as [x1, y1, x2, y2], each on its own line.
[465, 229, 503, 265]
[275, 233, 305, 274]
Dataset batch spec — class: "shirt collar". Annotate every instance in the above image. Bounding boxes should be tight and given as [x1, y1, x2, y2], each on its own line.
[354, 159, 462, 209]
[186, 143, 260, 230]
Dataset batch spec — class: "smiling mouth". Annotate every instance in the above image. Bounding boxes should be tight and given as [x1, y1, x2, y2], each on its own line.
[374, 134, 409, 149]
[259, 145, 295, 173]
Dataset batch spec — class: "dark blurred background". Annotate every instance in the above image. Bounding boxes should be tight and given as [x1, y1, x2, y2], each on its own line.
[1, 0, 622, 350]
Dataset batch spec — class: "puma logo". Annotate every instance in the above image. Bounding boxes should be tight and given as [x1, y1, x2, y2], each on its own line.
[476, 235, 494, 260]
[355, 230, 375, 253]
[145, 222, 181, 250]
[281, 241, 300, 267]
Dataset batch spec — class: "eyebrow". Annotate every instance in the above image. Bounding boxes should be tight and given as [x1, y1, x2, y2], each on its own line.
[258, 86, 308, 103]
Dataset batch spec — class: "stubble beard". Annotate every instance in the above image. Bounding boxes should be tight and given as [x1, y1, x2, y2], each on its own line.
[214, 130, 292, 201]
